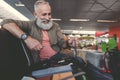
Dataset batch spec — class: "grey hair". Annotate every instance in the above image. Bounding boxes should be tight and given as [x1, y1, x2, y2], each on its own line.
[34, 0, 49, 11]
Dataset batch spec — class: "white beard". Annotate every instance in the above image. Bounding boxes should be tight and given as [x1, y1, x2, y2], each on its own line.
[36, 18, 53, 30]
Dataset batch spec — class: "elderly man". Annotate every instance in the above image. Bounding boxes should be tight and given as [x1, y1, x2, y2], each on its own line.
[1, 0, 85, 79]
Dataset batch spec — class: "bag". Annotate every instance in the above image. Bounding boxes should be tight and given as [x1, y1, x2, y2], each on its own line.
[56, 56, 87, 80]
[109, 50, 120, 80]
[102, 48, 120, 80]
[86, 63, 114, 80]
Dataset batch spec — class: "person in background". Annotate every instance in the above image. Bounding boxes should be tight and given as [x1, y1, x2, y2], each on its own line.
[101, 41, 107, 53]
[1, 0, 86, 79]
[107, 34, 117, 51]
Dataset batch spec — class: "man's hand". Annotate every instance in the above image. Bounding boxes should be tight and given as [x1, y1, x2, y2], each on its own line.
[24, 36, 42, 51]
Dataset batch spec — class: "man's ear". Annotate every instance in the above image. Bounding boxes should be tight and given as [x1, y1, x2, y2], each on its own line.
[33, 12, 37, 18]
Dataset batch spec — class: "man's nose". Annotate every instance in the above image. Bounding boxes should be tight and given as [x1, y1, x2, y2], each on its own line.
[45, 15, 51, 20]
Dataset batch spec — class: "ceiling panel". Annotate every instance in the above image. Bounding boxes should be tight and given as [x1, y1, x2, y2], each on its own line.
[1, 0, 120, 32]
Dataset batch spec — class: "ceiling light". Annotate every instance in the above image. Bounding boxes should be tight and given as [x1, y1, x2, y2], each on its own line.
[79, 27, 83, 30]
[15, 2, 25, 6]
[61, 30, 96, 34]
[69, 19, 90, 21]
[97, 20, 117, 22]
[72, 30, 79, 34]
[51, 18, 61, 21]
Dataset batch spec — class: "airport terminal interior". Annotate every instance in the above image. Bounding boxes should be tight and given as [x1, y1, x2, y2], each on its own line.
[0, 0, 120, 80]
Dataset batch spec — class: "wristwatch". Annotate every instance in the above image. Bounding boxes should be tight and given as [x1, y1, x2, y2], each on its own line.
[21, 34, 28, 40]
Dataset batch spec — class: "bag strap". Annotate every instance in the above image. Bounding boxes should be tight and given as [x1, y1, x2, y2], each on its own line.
[20, 40, 31, 66]
[73, 40, 77, 57]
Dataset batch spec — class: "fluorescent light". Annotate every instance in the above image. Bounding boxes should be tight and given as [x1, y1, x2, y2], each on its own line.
[97, 20, 117, 22]
[69, 19, 90, 21]
[0, 0, 29, 21]
[15, 1, 25, 6]
[51, 18, 61, 21]
[15, 3, 25, 7]
[61, 30, 95, 34]
[72, 30, 79, 34]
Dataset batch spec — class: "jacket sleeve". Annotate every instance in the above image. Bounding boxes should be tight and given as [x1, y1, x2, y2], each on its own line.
[55, 23, 68, 49]
[1, 19, 15, 26]
[1, 19, 31, 33]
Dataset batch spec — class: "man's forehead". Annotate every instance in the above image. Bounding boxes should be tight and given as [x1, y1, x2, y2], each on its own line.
[38, 4, 51, 11]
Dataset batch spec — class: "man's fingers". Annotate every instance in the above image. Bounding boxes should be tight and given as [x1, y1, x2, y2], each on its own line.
[33, 44, 43, 51]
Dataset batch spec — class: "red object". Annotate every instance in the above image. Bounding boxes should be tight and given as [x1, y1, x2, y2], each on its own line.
[95, 31, 108, 37]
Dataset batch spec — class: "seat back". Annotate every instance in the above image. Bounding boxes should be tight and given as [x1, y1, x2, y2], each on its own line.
[0, 29, 30, 79]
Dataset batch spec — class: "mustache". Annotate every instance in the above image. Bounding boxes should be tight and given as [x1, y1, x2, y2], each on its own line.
[41, 19, 50, 23]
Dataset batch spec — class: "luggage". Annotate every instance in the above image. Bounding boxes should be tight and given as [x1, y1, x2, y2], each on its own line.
[86, 63, 114, 80]
[53, 72, 75, 80]
[20, 34, 87, 80]
[102, 48, 120, 80]
[56, 56, 87, 80]
[30, 56, 87, 80]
